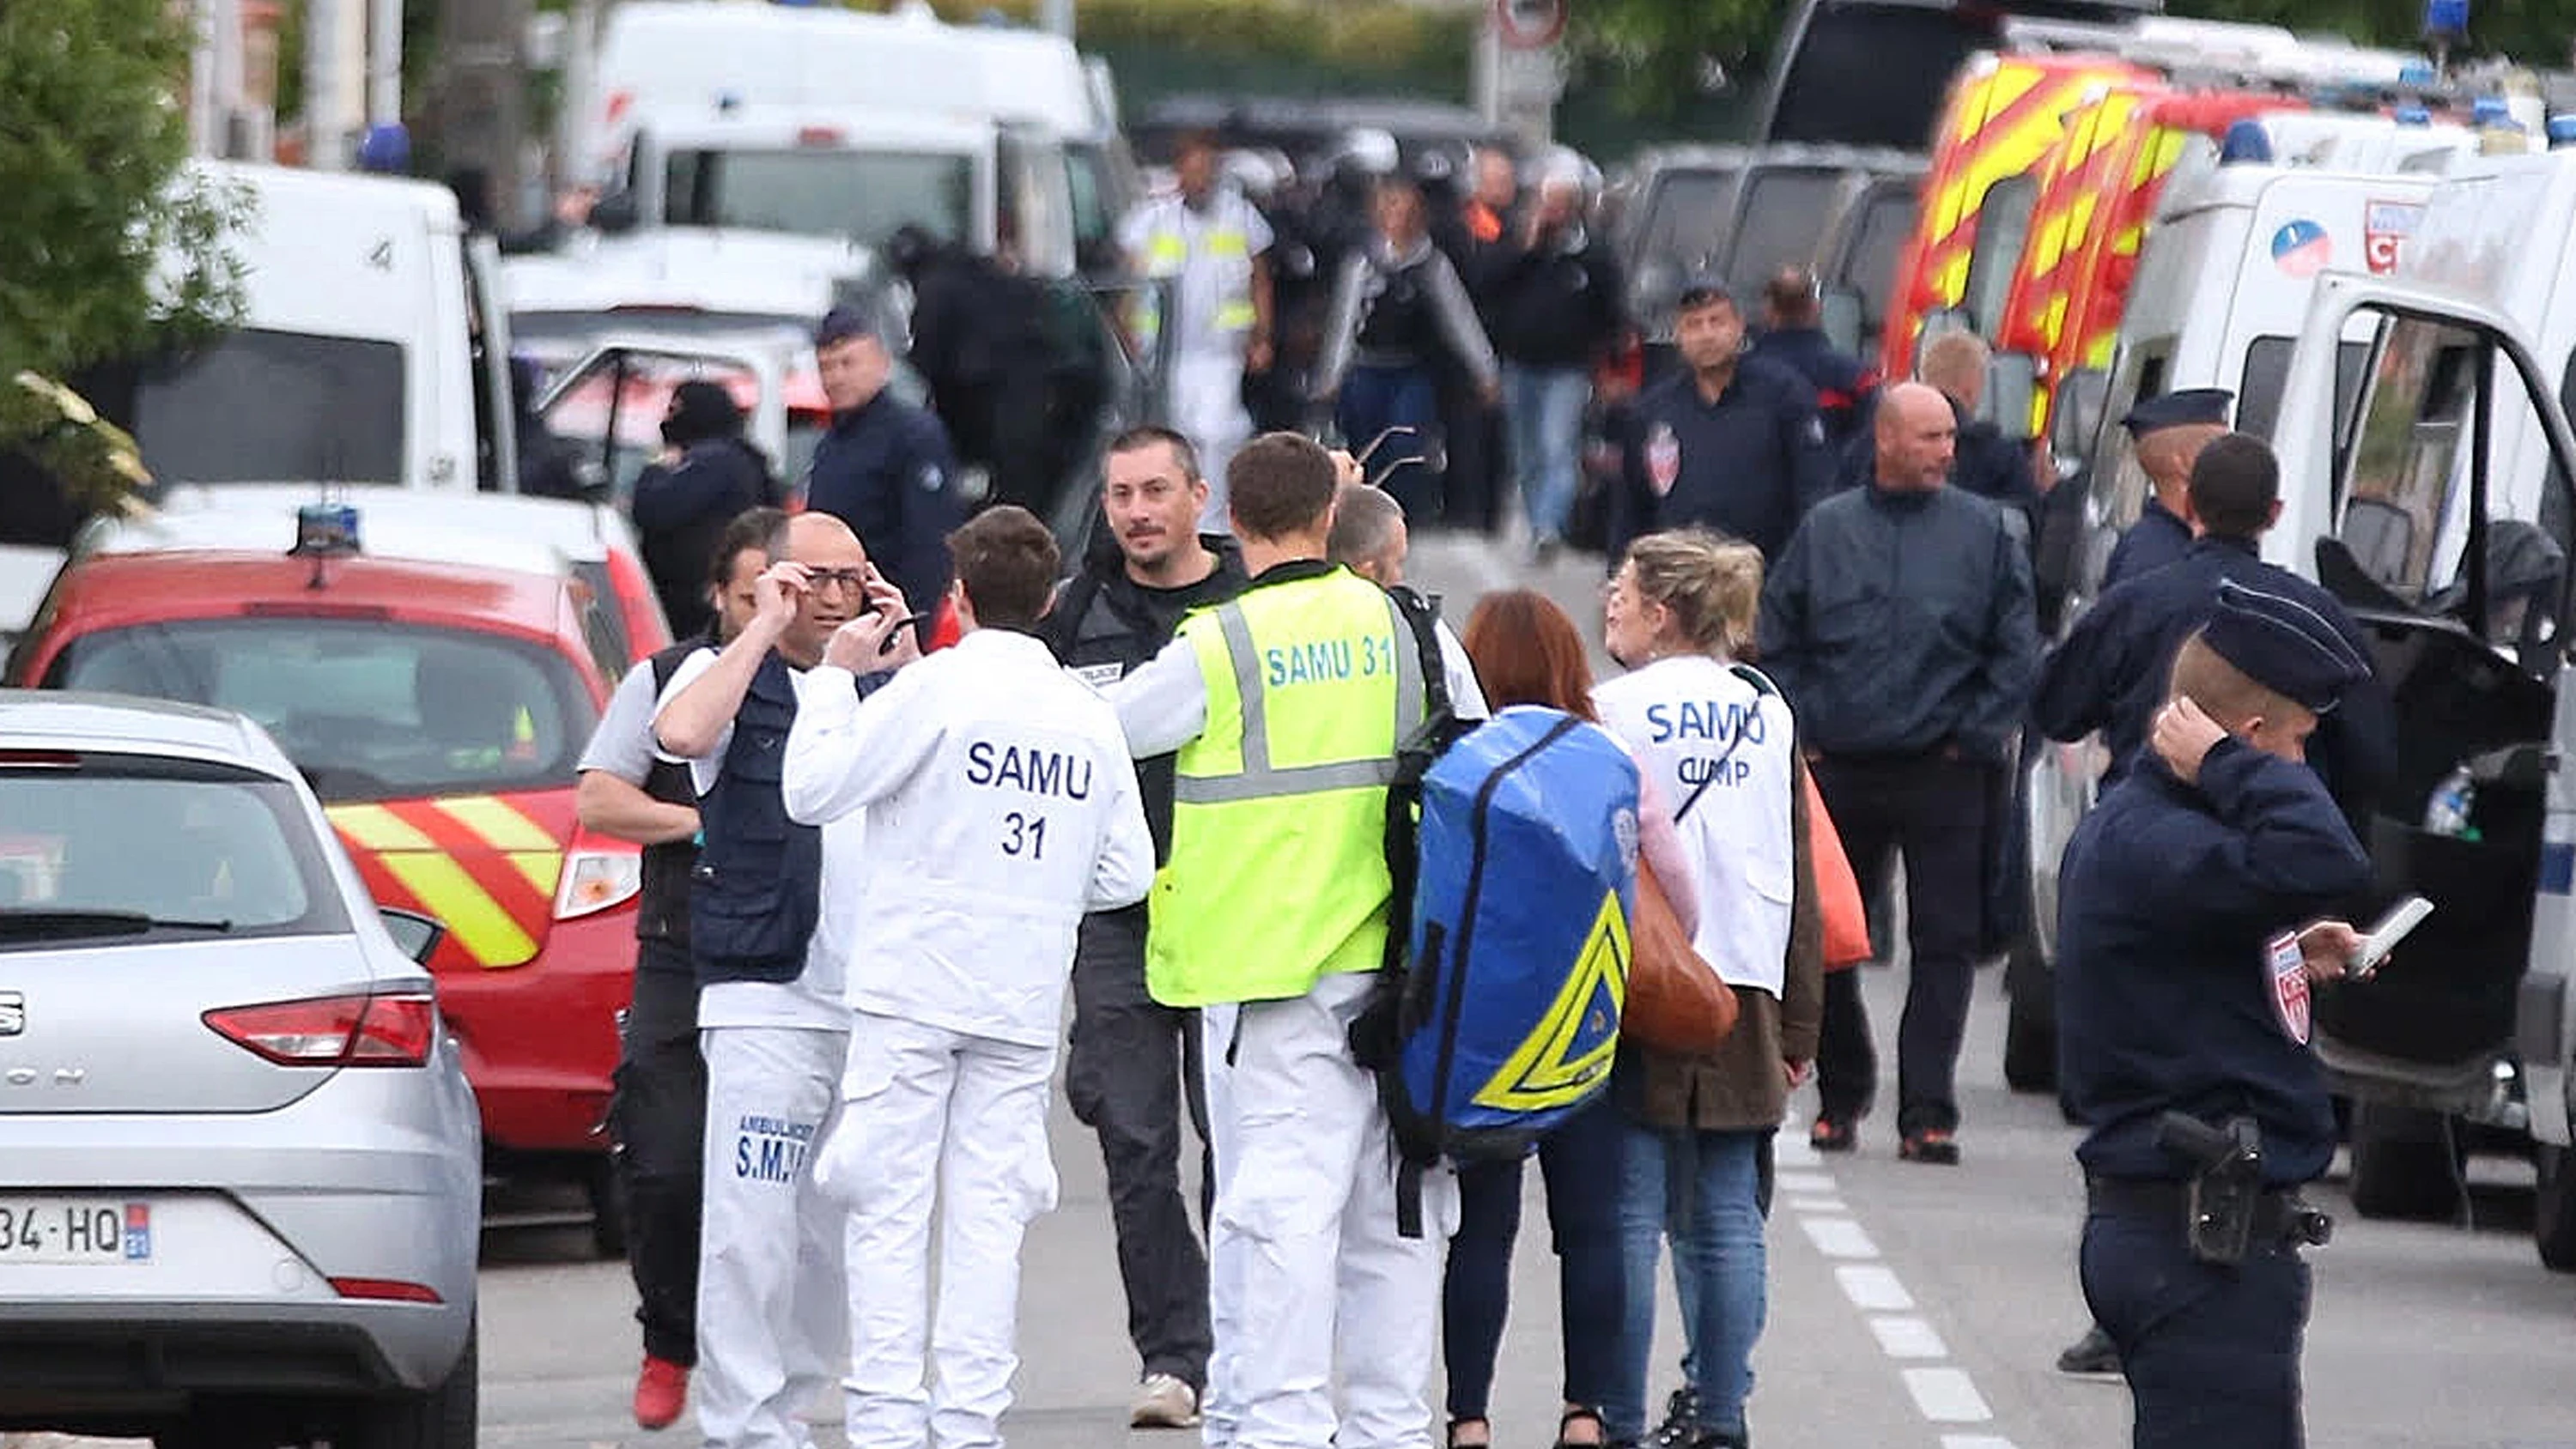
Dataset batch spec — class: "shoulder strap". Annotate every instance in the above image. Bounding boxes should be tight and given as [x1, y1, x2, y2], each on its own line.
[1670, 664, 1790, 826]
[648, 640, 700, 694]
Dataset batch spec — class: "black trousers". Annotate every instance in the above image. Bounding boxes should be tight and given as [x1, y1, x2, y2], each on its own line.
[1812, 753, 1989, 1137]
[2081, 1201, 2312, 1449]
[610, 942, 707, 1367]
[1066, 906, 1212, 1390]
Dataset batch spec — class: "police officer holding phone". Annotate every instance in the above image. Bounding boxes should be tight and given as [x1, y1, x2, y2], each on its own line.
[2057, 581, 2372, 1449]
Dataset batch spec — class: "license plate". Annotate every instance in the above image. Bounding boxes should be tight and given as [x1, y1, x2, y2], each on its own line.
[0, 1199, 152, 1264]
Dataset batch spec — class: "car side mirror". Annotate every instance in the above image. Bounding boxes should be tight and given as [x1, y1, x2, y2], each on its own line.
[380, 907, 446, 965]
[1819, 287, 1864, 356]
[2055, 367, 2108, 464]
[1988, 353, 2040, 443]
[590, 191, 641, 236]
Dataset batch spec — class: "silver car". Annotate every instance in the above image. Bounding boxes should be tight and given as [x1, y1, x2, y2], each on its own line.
[0, 691, 480, 1446]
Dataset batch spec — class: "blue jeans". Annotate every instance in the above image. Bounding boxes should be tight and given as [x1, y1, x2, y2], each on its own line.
[1504, 363, 1591, 544]
[1337, 362, 1443, 524]
[1442, 1094, 1626, 1420]
[1607, 1124, 1768, 1443]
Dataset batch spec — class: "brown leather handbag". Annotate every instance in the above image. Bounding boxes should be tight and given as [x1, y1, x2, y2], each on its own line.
[1622, 856, 1738, 1054]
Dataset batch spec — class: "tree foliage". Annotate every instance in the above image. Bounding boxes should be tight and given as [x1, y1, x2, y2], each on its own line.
[0, 0, 245, 379]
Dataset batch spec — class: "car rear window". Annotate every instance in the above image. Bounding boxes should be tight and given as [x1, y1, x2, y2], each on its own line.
[0, 755, 348, 947]
[46, 621, 597, 804]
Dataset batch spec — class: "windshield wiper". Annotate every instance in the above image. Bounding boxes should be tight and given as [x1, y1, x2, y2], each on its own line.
[0, 910, 238, 942]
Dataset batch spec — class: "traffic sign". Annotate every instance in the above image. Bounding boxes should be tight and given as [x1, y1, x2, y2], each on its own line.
[1495, 0, 1566, 52]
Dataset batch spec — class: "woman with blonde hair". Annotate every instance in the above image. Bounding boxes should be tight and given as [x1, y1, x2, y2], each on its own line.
[1441, 587, 1697, 1449]
[1592, 529, 1824, 1449]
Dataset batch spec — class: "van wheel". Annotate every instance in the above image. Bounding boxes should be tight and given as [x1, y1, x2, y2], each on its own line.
[2348, 1103, 2463, 1221]
[342, 1316, 477, 1449]
[2002, 930, 2056, 1093]
[2536, 1143, 2576, 1271]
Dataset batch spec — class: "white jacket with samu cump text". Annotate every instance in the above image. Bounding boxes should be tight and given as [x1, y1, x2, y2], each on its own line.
[781, 628, 1154, 1047]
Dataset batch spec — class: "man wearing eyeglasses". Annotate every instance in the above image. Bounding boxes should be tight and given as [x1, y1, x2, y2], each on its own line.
[653, 510, 922, 1449]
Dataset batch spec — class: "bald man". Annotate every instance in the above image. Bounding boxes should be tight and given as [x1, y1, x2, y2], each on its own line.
[656, 509, 922, 1449]
[1917, 331, 2042, 529]
[1759, 383, 2039, 1165]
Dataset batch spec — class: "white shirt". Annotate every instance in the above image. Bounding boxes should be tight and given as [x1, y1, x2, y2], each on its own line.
[656, 648, 862, 1033]
[1119, 185, 1273, 358]
[1113, 609, 1490, 757]
[1594, 656, 1797, 998]
[781, 629, 1154, 1048]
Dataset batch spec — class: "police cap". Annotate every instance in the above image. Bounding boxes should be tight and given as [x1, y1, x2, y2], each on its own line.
[813, 306, 880, 349]
[2122, 388, 2233, 439]
[2201, 579, 2368, 713]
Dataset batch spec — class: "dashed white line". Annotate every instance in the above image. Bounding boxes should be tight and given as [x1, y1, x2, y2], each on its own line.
[1797, 1215, 1879, 1259]
[1940, 1437, 2020, 1449]
[1786, 1194, 1848, 1214]
[1776, 1170, 1838, 1194]
[1834, 1264, 1916, 1311]
[1866, 1314, 1948, 1360]
[1902, 1367, 1994, 1422]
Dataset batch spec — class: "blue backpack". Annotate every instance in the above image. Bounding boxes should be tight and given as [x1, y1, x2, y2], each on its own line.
[1384, 704, 1639, 1158]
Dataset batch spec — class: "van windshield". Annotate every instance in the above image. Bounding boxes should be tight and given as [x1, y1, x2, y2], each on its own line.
[665, 147, 975, 246]
[1727, 171, 1844, 298]
[129, 330, 406, 486]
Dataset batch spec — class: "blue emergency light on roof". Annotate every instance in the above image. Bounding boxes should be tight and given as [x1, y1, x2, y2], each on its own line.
[357, 123, 410, 174]
[2220, 120, 2275, 166]
[2423, 0, 2471, 40]
[2549, 115, 2576, 149]
[2396, 105, 2433, 125]
[292, 503, 362, 560]
[2474, 96, 2509, 124]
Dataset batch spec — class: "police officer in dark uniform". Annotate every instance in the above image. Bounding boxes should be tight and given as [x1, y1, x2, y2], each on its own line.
[2058, 580, 2371, 1449]
[2034, 436, 2393, 1379]
[804, 306, 966, 621]
[2035, 433, 2396, 808]
[1037, 426, 1246, 1423]
[1615, 278, 1835, 563]
[2102, 389, 2232, 590]
[1754, 265, 1873, 449]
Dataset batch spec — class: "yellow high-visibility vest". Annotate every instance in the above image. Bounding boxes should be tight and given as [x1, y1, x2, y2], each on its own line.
[1148, 567, 1427, 1007]
[1131, 198, 1260, 349]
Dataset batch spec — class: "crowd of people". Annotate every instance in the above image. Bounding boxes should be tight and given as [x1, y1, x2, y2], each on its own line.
[576, 122, 2395, 1445]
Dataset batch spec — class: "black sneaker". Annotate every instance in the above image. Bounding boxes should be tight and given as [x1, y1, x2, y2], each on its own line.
[1645, 1386, 1700, 1449]
[2056, 1325, 2122, 1375]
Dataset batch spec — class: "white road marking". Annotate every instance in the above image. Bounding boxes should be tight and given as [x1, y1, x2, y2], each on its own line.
[1940, 1437, 2020, 1449]
[1786, 1195, 1848, 1214]
[1867, 1314, 1948, 1360]
[1835, 1264, 1916, 1311]
[1774, 1133, 1822, 1168]
[1798, 1216, 1879, 1259]
[1776, 1170, 1838, 1194]
[1903, 1367, 1995, 1422]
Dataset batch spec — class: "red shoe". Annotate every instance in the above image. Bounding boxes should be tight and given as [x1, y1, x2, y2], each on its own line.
[635, 1355, 690, 1431]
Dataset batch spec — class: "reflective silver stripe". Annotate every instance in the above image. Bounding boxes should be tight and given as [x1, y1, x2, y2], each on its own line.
[1388, 594, 1428, 736]
[1216, 602, 1269, 775]
[1174, 758, 1399, 803]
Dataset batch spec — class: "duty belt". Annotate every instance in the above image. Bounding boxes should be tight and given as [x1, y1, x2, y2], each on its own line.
[2087, 1175, 2332, 1253]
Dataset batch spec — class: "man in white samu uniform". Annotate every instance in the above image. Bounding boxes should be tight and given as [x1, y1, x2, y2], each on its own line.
[791, 505, 1156, 1449]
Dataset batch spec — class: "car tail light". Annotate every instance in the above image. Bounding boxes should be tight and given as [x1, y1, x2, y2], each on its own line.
[796, 124, 845, 148]
[329, 1276, 444, 1304]
[556, 847, 642, 920]
[204, 993, 438, 1068]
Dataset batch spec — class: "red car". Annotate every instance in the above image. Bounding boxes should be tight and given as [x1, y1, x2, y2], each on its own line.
[9, 539, 647, 1227]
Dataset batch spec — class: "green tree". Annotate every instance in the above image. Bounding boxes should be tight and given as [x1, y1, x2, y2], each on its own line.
[1571, 0, 1778, 120]
[0, 0, 244, 379]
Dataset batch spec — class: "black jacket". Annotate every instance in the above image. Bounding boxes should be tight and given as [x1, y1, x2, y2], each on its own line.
[1620, 360, 1835, 563]
[632, 439, 775, 640]
[1488, 231, 1625, 369]
[805, 392, 963, 618]
[2058, 743, 2370, 1185]
[1758, 482, 2040, 764]
[1041, 537, 1248, 863]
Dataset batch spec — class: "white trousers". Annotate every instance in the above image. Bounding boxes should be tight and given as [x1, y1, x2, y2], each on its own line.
[1200, 973, 1459, 1449]
[1170, 349, 1253, 534]
[815, 1010, 1060, 1449]
[697, 1025, 851, 1449]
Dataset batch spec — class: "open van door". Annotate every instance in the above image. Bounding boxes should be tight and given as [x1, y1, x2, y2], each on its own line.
[469, 233, 521, 495]
[2275, 276, 2576, 1252]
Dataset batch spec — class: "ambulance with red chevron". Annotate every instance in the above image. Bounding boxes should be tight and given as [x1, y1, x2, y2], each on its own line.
[7, 500, 647, 1234]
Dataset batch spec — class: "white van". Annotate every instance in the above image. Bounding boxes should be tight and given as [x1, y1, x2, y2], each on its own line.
[1, 161, 515, 639]
[2260, 150, 2576, 1262]
[2005, 121, 2470, 1095]
[573, 0, 1131, 273]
